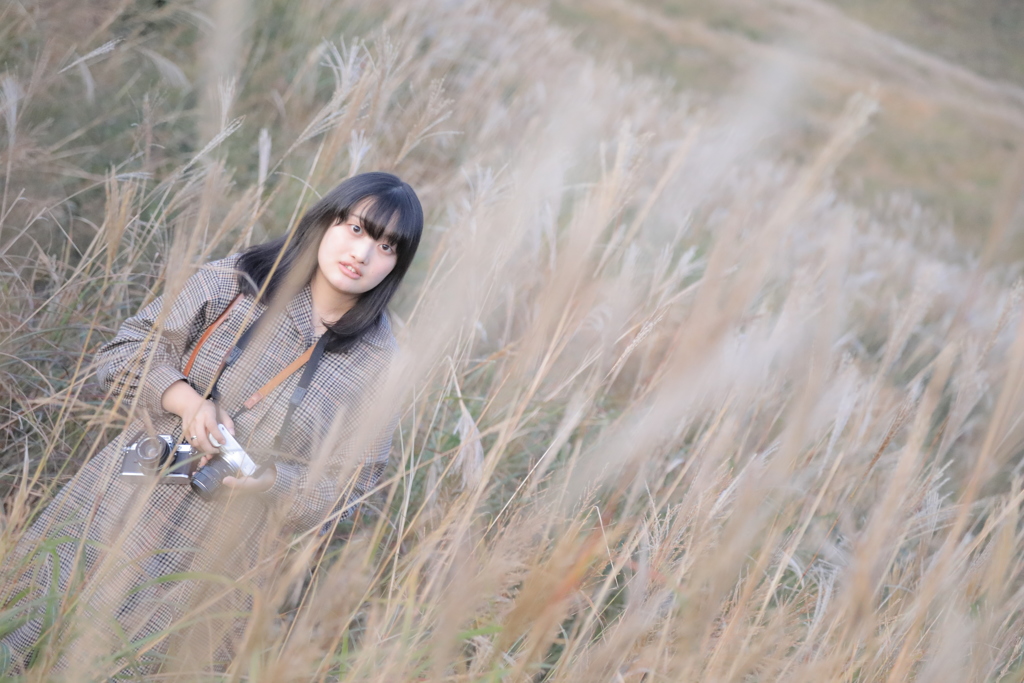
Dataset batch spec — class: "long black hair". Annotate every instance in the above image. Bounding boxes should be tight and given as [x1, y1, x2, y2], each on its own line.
[237, 172, 423, 352]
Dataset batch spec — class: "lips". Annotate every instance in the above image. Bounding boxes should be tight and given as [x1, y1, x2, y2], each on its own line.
[339, 261, 362, 279]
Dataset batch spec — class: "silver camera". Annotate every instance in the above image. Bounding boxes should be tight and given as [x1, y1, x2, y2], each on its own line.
[190, 424, 258, 501]
[121, 434, 194, 484]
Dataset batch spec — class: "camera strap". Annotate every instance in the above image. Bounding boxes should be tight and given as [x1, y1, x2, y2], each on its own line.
[270, 333, 329, 450]
[183, 294, 242, 377]
[188, 297, 329, 449]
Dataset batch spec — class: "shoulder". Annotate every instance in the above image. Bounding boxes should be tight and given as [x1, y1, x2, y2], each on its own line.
[324, 314, 396, 385]
[199, 253, 243, 286]
[185, 254, 245, 309]
[173, 254, 242, 295]
[304, 315, 398, 417]
[362, 312, 398, 354]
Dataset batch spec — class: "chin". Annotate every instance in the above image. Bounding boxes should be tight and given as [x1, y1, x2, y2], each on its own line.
[326, 278, 360, 296]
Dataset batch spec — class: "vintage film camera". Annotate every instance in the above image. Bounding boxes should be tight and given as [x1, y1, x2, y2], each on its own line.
[121, 434, 194, 484]
[121, 425, 259, 499]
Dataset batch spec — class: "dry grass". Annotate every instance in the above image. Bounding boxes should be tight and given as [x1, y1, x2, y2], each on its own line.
[552, 0, 1024, 256]
[1, 0, 1024, 680]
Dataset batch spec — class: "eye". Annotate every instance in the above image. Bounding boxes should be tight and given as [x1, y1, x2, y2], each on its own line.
[379, 242, 395, 255]
[349, 222, 363, 234]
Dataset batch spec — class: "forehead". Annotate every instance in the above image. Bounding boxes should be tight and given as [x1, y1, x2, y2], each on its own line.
[347, 197, 377, 221]
[346, 197, 402, 234]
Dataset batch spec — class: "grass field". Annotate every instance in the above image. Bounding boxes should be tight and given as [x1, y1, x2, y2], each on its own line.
[551, 0, 1024, 255]
[2, 0, 1024, 680]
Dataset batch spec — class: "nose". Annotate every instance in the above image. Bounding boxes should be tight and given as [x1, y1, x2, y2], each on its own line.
[349, 237, 372, 263]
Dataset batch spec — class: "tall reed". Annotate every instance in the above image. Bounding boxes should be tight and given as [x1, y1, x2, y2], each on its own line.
[1, 0, 1022, 680]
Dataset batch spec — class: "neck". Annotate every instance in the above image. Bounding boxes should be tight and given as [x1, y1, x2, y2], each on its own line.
[310, 270, 357, 336]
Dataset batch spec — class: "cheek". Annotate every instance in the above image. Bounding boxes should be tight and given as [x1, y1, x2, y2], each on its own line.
[316, 237, 330, 267]
[318, 228, 347, 264]
[370, 257, 398, 286]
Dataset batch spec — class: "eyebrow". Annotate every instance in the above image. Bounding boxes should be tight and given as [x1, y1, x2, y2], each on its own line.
[346, 212, 399, 246]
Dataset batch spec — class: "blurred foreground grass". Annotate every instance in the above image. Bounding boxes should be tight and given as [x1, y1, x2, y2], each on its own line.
[2, 0, 1024, 680]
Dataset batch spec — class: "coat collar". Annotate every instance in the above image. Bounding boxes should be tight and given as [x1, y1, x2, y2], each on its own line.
[286, 284, 395, 351]
[286, 284, 317, 347]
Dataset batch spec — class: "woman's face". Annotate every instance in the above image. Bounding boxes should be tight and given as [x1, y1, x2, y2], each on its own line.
[316, 198, 398, 301]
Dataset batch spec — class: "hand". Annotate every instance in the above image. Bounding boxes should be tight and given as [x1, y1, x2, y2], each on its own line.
[184, 400, 235, 455]
[222, 464, 276, 493]
[162, 380, 235, 454]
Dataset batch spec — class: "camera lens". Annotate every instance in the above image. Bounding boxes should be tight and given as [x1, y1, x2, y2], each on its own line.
[136, 435, 171, 475]
[190, 458, 236, 501]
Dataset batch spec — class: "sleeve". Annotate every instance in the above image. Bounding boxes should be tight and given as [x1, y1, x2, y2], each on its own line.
[95, 256, 241, 415]
[262, 411, 397, 531]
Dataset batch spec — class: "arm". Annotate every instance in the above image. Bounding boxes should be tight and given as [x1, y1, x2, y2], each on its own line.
[96, 257, 240, 418]
[262, 411, 398, 531]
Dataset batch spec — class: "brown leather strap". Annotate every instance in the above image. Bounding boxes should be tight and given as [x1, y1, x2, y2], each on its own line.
[184, 292, 316, 413]
[242, 344, 316, 410]
[183, 294, 242, 377]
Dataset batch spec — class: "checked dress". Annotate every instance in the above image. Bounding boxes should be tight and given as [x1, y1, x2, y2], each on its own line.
[1, 254, 397, 672]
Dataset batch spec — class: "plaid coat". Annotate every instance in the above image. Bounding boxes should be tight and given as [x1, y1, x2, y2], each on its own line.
[2, 254, 396, 673]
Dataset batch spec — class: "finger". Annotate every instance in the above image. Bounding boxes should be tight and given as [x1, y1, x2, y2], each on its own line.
[193, 425, 216, 454]
[219, 410, 236, 436]
[187, 425, 211, 454]
[221, 475, 270, 493]
[200, 413, 222, 453]
[221, 476, 243, 490]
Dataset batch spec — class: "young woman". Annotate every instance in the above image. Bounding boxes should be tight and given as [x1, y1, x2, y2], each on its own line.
[1, 172, 422, 674]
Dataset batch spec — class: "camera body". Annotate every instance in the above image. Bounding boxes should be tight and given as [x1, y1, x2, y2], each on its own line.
[190, 424, 258, 501]
[120, 434, 194, 484]
[120, 426, 259, 498]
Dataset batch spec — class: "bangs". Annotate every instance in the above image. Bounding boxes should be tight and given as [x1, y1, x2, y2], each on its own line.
[341, 187, 421, 258]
